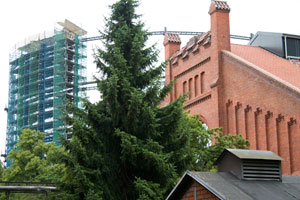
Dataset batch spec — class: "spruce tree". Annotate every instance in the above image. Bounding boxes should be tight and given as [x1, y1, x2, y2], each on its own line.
[62, 0, 195, 199]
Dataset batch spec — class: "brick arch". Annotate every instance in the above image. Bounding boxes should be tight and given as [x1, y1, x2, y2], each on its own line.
[198, 115, 209, 129]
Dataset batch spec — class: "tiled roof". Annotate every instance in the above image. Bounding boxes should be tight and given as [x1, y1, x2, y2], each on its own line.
[231, 44, 300, 89]
[164, 33, 181, 44]
[213, 1, 230, 11]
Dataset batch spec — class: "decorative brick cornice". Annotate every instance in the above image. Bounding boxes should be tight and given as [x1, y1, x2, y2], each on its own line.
[245, 105, 251, 112]
[226, 99, 232, 106]
[265, 111, 273, 119]
[288, 117, 297, 126]
[255, 107, 262, 116]
[174, 57, 210, 79]
[235, 102, 242, 110]
[276, 114, 284, 123]
[184, 94, 211, 109]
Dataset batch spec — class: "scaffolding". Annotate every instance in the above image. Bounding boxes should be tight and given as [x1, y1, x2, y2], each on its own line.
[6, 20, 87, 166]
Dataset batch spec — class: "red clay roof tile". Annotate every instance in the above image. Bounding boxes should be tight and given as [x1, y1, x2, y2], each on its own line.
[203, 36, 211, 46]
[164, 33, 181, 44]
[192, 44, 199, 53]
[231, 44, 300, 89]
[197, 32, 210, 44]
[213, 1, 230, 11]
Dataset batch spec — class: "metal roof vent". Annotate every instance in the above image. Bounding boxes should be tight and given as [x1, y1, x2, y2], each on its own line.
[215, 149, 283, 181]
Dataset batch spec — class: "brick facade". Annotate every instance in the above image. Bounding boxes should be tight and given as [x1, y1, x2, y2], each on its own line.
[163, 1, 300, 175]
[180, 180, 219, 200]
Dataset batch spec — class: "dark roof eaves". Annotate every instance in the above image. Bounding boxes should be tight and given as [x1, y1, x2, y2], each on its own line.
[165, 171, 189, 200]
[187, 171, 226, 200]
[165, 171, 226, 200]
[283, 33, 300, 39]
[258, 46, 283, 58]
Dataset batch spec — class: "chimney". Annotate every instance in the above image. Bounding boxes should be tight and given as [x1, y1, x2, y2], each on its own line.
[164, 32, 181, 60]
[215, 149, 283, 181]
[163, 33, 181, 103]
[209, 0, 231, 52]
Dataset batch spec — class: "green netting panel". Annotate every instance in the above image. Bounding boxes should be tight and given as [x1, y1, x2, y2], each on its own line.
[29, 83, 38, 95]
[29, 72, 38, 83]
[30, 61, 38, 73]
[29, 114, 38, 126]
[18, 77, 24, 87]
[73, 35, 87, 107]
[18, 66, 25, 77]
[17, 117, 23, 130]
[52, 129, 64, 144]
[52, 30, 67, 143]
[7, 28, 88, 154]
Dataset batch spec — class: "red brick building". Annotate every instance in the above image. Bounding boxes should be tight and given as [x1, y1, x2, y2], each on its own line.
[163, 0, 300, 175]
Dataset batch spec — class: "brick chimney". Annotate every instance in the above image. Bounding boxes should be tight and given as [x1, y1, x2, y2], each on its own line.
[163, 33, 181, 103]
[209, 0, 231, 52]
[208, 1, 231, 127]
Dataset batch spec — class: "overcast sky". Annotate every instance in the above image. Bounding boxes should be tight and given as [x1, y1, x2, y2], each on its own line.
[0, 0, 299, 157]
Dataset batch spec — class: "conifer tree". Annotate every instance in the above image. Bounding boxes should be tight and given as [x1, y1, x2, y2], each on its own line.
[62, 0, 249, 199]
[62, 0, 196, 199]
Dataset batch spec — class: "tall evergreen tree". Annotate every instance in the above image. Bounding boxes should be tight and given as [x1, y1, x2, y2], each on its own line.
[62, 0, 249, 199]
[62, 0, 196, 199]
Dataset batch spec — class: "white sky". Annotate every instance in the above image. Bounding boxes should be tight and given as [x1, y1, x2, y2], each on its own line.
[0, 0, 299, 158]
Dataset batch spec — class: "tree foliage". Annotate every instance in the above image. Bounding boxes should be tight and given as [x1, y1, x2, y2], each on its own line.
[1, 129, 65, 200]
[62, 0, 195, 199]
[0, 1, 250, 200]
[4, 129, 65, 183]
[186, 116, 249, 171]
[61, 0, 249, 199]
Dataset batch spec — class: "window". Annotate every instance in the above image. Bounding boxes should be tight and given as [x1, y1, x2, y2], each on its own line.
[194, 75, 199, 96]
[201, 72, 205, 94]
[189, 78, 193, 99]
[286, 37, 300, 58]
[183, 81, 187, 95]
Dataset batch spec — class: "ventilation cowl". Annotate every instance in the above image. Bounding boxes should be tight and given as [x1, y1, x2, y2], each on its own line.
[215, 149, 283, 181]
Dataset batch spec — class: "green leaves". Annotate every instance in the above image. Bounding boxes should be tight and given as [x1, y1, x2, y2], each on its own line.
[186, 119, 250, 171]
[0, 129, 66, 200]
[4, 129, 65, 183]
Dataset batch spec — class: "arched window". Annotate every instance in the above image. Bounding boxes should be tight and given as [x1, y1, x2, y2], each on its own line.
[200, 121, 211, 146]
[201, 71, 205, 94]
[188, 78, 193, 99]
[194, 75, 199, 97]
[183, 81, 187, 95]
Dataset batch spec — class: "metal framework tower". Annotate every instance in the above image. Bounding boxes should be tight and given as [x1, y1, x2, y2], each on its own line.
[6, 20, 87, 165]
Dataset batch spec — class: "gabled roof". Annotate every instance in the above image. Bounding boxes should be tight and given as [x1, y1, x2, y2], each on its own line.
[231, 44, 300, 90]
[166, 171, 300, 200]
